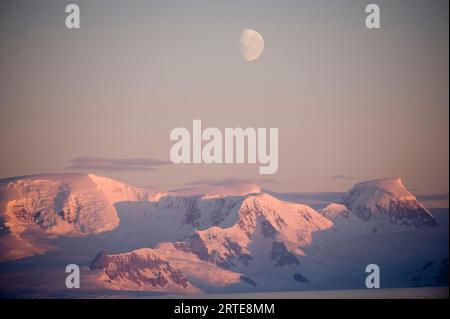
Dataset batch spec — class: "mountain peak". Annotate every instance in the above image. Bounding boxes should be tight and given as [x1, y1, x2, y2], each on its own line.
[351, 177, 412, 198]
[339, 177, 437, 229]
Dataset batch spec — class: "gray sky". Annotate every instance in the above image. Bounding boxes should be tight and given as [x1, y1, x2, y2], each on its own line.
[0, 0, 448, 194]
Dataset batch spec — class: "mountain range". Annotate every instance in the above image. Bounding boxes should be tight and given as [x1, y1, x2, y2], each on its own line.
[0, 174, 447, 295]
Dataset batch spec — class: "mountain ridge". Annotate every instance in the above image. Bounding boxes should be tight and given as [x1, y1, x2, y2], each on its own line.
[0, 173, 442, 293]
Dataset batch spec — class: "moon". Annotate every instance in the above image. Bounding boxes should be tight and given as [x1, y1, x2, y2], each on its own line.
[240, 29, 264, 61]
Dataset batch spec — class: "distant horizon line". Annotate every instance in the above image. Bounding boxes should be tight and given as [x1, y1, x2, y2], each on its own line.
[0, 171, 448, 199]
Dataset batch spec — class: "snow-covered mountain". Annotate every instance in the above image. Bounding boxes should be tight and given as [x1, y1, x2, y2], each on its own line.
[87, 192, 332, 291]
[173, 193, 332, 269]
[0, 173, 163, 260]
[333, 178, 438, 232]
[0, 173, 445, 294]
[89, 243, 259, 293]
[89, 248, 200, 293]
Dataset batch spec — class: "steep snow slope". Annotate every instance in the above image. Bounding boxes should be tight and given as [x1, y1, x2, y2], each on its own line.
[0, 174, 161, 260]
[319, 203, 373, 234]
[172, 193, 333, 269]
[153, 242, 246, 289]
[110, 194, 245, 248]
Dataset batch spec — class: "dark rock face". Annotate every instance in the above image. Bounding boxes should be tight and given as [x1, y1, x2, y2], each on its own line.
[155, 195, 241, 229]
[237, 205, 258, 238]
[210, 198, 240, 226]
[0, 217, 10, 235]
[260, 219, 277, 238]
[421, 261, 434, 271]
[240, 275, 257, 287]
[90, 251, 111, 269]
[219, 238, 253, 268]
[174, 234, 210, 261]
[91, 250, 190, 288]
[293, 273, 309, 283]
[435, 258, 449, 286]
[412, 257, 449, 287]
[182, 196, 202, 227]
[174, 234, 253, 269]
[270, 241, 299, 267]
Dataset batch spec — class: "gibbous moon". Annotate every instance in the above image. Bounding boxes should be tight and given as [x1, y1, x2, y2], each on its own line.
[240, 29, 264, 61]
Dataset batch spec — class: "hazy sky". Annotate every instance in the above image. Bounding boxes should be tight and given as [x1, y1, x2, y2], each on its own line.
[0, 0, 448, 194]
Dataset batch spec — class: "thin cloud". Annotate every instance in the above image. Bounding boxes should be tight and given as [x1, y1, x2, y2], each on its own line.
[333, 175, 354, 181]
[67, 157, 171, 172]
[185, 178, 278, 186]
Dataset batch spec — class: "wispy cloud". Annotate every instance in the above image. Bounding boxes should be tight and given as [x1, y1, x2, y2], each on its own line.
[67, 157, 171, 172]
[185, 178, 278, 186]
[332, 175, 354, 181]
